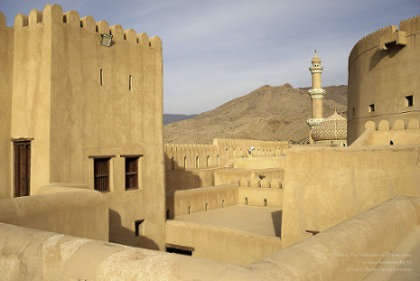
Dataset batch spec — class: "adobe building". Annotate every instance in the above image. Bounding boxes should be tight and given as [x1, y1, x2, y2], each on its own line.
[0, 5, 419, 281]
[0, 4, 166, 249]
[347, 17, 420, 144]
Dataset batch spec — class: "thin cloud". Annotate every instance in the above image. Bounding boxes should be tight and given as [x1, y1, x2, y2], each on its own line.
[1, 0, 419, 114]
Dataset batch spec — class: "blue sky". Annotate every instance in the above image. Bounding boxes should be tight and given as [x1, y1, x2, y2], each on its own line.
[1, 0, 419, 114]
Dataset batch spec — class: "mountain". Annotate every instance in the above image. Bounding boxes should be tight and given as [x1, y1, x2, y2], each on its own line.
[163, 84, 347, 144]
[163, 114, 198, 125]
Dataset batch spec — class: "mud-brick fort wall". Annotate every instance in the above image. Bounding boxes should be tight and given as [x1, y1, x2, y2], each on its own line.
[0, 4, 166, 249]
[164, 138, 289, 171]
[347, 15, 420, 144]
[0, 13, 13, 199]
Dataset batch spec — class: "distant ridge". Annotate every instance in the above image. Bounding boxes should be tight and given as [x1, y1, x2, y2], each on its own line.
[163, 84, 347, 144]
[164, 114, 198, 125]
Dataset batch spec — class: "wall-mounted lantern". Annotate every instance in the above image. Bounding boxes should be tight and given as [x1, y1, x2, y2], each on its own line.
[101, 33, 113, 47]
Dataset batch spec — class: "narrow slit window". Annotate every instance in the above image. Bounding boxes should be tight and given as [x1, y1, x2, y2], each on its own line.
[100, 68, 103, 86]
[134, 219, 144, 236]
[94, 158, 110, 192]
[369, 104, 375, 112]
[405, 95, 413, 107]
[129, 75, 132, 91]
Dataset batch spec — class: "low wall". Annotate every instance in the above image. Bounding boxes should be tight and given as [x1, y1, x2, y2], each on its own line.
[168, 184, 283, 217]
[164, 138, 289, 172]
[166, 220, 282, 266]
[1, 196, 417, 280]
[214, 168, 284, 187]
[169, 184, 238, 217]
[165, 168, 217, 193]
[231, 157, 286, 169]
[0, 183, 108, 241]
[281, 145, 420, 247]
[353, 119, 420, 147]
[239, 187, 282, 208]
[0, 223, 264, 281]
[248, 196, 418, 281]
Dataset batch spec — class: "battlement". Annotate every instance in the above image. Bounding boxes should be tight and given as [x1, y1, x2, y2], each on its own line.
[164, 139, 289, 171]
[7, 4, 161, 49]
[365, 118, 420, 131]
[349, 14, 420, 68]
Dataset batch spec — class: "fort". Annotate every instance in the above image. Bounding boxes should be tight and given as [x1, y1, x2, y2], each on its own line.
[0, 4, 419, 281]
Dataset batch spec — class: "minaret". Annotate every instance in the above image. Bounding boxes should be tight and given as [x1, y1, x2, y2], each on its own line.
[307, 50, 326, 128]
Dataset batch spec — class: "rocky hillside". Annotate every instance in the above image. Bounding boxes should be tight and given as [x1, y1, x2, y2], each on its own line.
[164, 114, 198, 125]
[163, 84, 347, 144]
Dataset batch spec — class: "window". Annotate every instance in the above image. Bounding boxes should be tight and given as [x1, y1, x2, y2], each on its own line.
[14, 140, 31, 197]
[125, 156, 139, 190]
[352, 107, 355, 116]
[195, 156, 199, 168]
[405, 95, 413, 107]
[99, 68, 103, 86]
[166, 243, 194, 256]
[134, 219, 144, 236]
[369, 104, 375, 112]
[129, 75, 132, 91]
[94, 158, 110, 192]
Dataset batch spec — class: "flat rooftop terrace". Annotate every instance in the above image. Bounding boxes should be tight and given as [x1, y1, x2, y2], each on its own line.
[175, 205, 282, 237]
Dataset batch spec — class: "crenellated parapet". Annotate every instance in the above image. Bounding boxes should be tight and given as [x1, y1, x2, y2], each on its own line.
[364, 118, 420, 131]
[9, 4, 161, 49]
[355, 118, 420, 146]
[164, 139, 289, 171]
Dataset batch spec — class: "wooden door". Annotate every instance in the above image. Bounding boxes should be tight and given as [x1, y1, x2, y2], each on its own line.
[14, 141, 31, 197]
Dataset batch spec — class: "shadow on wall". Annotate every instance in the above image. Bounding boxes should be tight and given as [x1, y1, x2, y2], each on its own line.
[164, 154, 202, 220]
[271, 210, 282, 238]
[369, 46, 404, 70]
[109, 209, 159, 250]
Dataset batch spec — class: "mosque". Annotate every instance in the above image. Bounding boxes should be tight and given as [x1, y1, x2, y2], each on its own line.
[0, 4, 419, 281]
[306, 50, 347, 145]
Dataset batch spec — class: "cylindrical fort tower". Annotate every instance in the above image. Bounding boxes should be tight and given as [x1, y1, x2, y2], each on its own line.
[307, 50, 326, 128]
[347, 15, 420, 144]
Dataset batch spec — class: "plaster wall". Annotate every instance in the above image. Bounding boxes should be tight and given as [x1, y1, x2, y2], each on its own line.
[165, 144, 218, 170]
[230, 157, 286, 169]
[312, 97, 323, 119]
[238, 187, 282, 208]
[165, 168, 217, 193]
[167, 184, 282, 218]
[281, 145, 420, 247]
[169, 184, 238, 217]
[353, 119, 420, 146]
[348, 15, 420, 144]
[249, 196, 419, 281]
[11, 8, 54, 192]
[214, 168, 284, 187]
[0, 184, 108, 240]
[0, 13, 13, 199]
[166, 220, 282, 266]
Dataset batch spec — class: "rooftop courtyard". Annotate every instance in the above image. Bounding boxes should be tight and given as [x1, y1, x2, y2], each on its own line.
[175, 205, 282, 237]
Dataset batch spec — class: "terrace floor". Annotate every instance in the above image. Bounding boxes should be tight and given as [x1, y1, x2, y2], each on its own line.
[175, 205, 282, 237]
